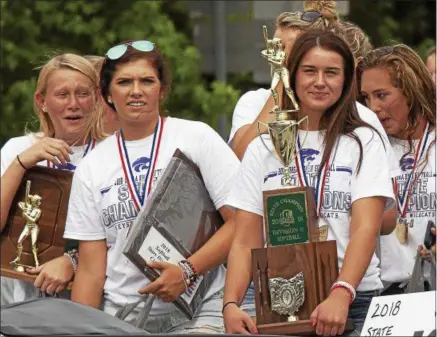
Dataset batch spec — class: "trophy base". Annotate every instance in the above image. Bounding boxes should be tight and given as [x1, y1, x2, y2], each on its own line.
[256, 318, 355, 336]
[10, 262, 35, 272]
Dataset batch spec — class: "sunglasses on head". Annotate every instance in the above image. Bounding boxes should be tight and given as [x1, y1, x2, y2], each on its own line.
[296, 10, 323, 23]
[105, 40, 154, 60]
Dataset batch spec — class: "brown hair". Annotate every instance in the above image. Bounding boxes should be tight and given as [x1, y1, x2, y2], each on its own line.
[33, 53, 105, 142]
[100, 41, 171, 111]
[284, 29, 380, 173]
[357, 44, 436, 163]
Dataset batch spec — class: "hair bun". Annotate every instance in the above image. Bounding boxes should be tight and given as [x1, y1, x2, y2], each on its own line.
[304, 0, 339, 23]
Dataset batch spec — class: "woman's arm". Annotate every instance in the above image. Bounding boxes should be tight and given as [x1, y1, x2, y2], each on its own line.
[339, 196, 385, 287]
[1, 159, 26, 231]
[311, 196, 385, 336]
[71, 240, 107, 308]
[187, 206, 235, 274]
[223, 209, 264, 334]
[139, 206, 236, 301]
[380, 206, 397, 235]
[232, 95, 277, 161]
[223, 209, 264, 306]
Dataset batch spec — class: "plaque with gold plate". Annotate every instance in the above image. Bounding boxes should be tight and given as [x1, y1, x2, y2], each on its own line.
[1, 166, 73, 283]
[251, 26, 354, 335]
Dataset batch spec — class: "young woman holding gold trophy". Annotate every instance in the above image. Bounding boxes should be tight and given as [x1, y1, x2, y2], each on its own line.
[223, 29, 395, 336]
[1, 54, 105, 304]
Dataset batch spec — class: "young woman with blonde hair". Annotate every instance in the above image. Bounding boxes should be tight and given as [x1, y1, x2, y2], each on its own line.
[358, 44, 436, 295]
[1, 53, 105, 304]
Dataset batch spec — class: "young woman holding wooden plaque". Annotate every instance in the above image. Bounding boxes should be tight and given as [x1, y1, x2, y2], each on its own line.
[1, 53, 105, 304]
[223, 29, 395, 336]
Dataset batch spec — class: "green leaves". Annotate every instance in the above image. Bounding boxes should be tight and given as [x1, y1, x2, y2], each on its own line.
[1, 0, 240, 146]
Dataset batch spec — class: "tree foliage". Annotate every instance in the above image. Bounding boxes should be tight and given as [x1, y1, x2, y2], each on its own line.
[348, 0, 436, 58]
[1, 0, 240, 146]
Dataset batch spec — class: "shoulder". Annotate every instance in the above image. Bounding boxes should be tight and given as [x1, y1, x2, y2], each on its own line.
[166, 117, 217, 138]
[356, 102, 380, 125]
[236, 88, 270, 108]
[1, 134, 38, 154]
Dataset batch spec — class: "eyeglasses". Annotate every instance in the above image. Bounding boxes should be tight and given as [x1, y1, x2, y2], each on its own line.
[297, 10, 323, 23]
[105, 40, 154, 60]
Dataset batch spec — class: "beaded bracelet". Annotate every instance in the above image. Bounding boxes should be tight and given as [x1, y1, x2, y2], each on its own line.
[178, 260, 198, 287]
[331, 281, 356, 304]
[64, 249, 79, 273]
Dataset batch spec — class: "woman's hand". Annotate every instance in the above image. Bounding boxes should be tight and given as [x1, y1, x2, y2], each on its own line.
[138, 261, 186, 302]
[27, 255, 74, 295]
[310, 288, 351, 336]
[224, 303, 258, 335]
[19, 137, 73, 168]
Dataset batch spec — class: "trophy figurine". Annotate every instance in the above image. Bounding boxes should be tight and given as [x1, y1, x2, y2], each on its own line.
[259, 25, 308, 186]
[10, 180, 42, 272]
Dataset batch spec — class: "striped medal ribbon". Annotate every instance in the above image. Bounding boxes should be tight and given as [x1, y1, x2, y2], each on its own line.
[395, 122, 431, 217]
[295, 135, 331, 216]
[117, 116, 164, 212]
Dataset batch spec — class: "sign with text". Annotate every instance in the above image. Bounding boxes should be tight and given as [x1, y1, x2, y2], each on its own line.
[361, 291, 436, 337]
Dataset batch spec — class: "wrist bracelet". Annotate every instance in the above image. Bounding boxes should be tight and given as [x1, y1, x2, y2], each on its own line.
[16, 155, 28, 170]
[64, 249, 78, 273]
[222, 301, 239, 314]
[331, 281, 356, 304]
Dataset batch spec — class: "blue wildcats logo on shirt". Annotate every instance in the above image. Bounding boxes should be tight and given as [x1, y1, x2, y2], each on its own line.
[300, 148, 320, 162]
[400, 156, 414, 172]
[132, 157, 151, 172]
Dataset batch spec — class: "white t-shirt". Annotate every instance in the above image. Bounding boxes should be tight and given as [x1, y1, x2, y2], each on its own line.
[226, 128, 395, 292]
[380, 132, 436, 283]
[228, 88, 400, 178]
[0, 133, 98, 303]
[63, 117, 240, 316]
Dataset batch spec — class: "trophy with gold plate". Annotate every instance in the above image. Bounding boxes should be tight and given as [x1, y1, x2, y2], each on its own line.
[251, 26, 353, 335]
[1, 166, 73, 283]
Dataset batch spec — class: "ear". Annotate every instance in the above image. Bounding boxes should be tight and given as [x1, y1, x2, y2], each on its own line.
[34, 92, 47, 112]
[107, 95, 113, 104]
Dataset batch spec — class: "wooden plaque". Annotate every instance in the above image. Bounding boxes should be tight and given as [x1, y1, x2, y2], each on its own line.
[1, 166, 73, 282]
[252, 241, 354, 335]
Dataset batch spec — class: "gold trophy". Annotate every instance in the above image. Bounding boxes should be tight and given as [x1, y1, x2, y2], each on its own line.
[258, 25, 308, 186]
[10, 180, 42, 272]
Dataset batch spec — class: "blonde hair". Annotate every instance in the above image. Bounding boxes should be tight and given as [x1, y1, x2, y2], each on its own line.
[275, 1, 372, 60]
[357, 44, 436, 161]
[33, 53, 105, 142]
[276, 0, 338, 31]
[334, 21, 373, 59]
[84, 55, 105, 73]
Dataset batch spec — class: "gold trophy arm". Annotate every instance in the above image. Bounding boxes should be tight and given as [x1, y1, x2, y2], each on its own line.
[23, 209, 41, 223]
[257, 121, 275, 154]
[24, 181, 31, 205]
[263, 26, 269, 48]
